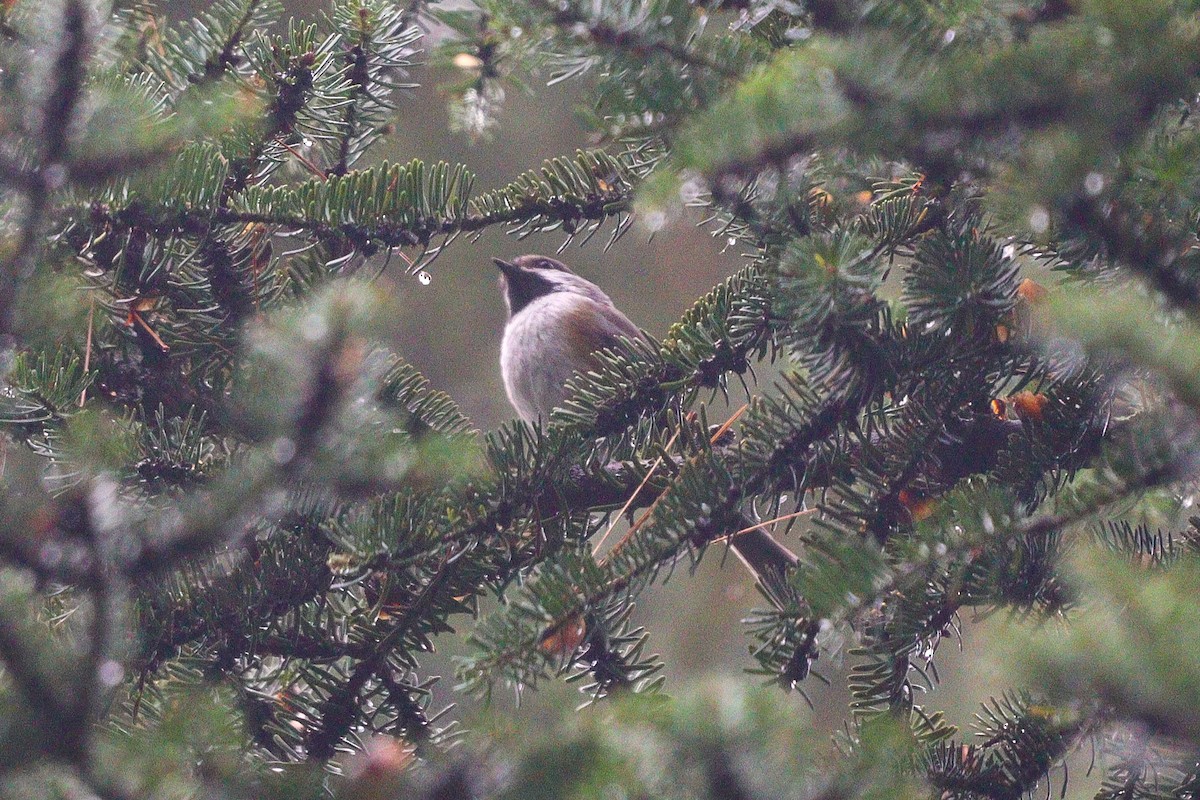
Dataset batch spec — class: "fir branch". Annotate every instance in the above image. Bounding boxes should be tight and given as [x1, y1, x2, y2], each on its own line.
[148, 0, 282, 91]
[226, 149, 642, 256]
[304, 582, 443, 759]
[1064, 191, 1200, 315]
[459, 331, 1107, 698]
[1, 0, 89, 343]
[924, 694, 1094, 800]
[5, 0, 1200, 792]
[534, 0, 743, 81]
[189, 0, 266, 86]
[68, 148, 644, 274]
[129, 352, 473, 677]
[126, 316, 353, 577]
[0, 347, 92, 432]
[1095, 732, 1200, 800]
[740, 407, 1155, 708]
[555, 265, 777, 435]
[0, 589, 78, 748]
[459, 449, 747, 694]
[330, 0, 425, 176]
[133, 509, 335, 674]
[666, 16, 1200, 198]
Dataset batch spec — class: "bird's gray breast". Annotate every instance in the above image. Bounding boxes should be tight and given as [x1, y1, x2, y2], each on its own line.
[500, 293, 625, 423]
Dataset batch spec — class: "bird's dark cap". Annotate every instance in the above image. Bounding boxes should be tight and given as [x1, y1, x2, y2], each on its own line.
[495, 254, 573, 274]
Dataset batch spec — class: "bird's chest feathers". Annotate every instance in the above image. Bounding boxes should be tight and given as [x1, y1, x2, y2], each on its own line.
[501, 294, 605, 419]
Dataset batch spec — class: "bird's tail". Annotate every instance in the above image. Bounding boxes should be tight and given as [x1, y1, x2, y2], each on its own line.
[728, 524, 798, 585]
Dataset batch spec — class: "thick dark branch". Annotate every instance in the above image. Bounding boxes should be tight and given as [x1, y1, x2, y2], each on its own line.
[66, 167, 632, 265]
[75, 523, 130, 747]
[306, 549, 454, 759]
[804, 0, 861, 33]
[0, 153, 34, 191]
[0, 534, 97, 587]
[1016, 461, 1184, 540]
[42, 0, 88, 166]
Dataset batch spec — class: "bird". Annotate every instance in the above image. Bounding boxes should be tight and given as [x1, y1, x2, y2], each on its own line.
[494, 254, 643, 423]
[493, 253, 797, 581]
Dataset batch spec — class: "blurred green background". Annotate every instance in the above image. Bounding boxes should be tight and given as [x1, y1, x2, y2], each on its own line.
[160, 0, 1065, 787]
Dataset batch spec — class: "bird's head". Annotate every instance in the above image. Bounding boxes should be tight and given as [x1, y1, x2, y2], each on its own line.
[493, 254, 608, 316]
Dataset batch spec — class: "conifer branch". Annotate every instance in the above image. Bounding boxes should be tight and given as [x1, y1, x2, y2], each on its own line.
[330, 0, 425, 176]
[1, 0, 89, 344]
[0, 597, 77, 742]
[1064, 191, 1200, 315]
[127, 310, 360, 578]
[533, 0, 743, 80]
[190, 0, 265, 85]
[214, 187, 630, 248]
[70, 148, 645, 269]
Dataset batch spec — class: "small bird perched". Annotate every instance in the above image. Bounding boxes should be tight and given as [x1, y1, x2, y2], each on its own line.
[494, 253, 797, 581]
[494, 254, 643, 423]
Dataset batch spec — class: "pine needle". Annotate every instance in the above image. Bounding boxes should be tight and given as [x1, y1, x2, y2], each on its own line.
[725, 508, 816, 540]
[279, 138, 328, 179]
[708, 402, 748, 444]
[79, 297, 93, 407]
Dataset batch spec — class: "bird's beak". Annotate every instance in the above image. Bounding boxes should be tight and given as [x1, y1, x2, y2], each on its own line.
[492, 257, 518, 277]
